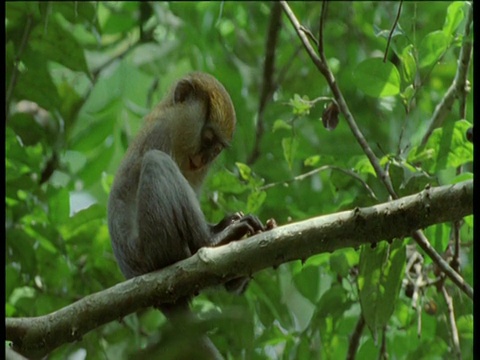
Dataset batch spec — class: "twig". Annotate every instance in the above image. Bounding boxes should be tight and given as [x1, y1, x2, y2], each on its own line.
[299, 25, 318, 48]
[378, 326, 388, 360]
[451, 220, 461, 273]
[259, 164, 378, 200]
[6, 15, 34, 121]
[280, 1, 473, 300]
[383, 0, 403, 63]
[416, 296, 422, 337]
[247, 2, 282, 165]
[317, 0, 327, 62]
[421, 2, 473, 146]
[347, 314, 365, 360]
[441, 286, 462, 360]
[411, 229, 472, 299]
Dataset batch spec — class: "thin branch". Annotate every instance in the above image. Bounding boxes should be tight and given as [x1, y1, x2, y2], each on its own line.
[259, 164, 378, 200]
[6, 15, 34, 121]
[378, 326, 388, 360]
[383, 0, 403, 63]
[247, 2, 282, 165]
[6, 180, 473, 358]
[421, 2, 473, 146]
[347, 314, 365, 360]
[441, 286, 462, 360]
[317, 0, 328, 62]
[300, 25, 318, 48]
[451, 220, 461, 273]
[411, 229, 472, 299]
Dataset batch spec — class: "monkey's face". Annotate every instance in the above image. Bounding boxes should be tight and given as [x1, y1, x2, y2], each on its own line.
[170, 72, 237, 190]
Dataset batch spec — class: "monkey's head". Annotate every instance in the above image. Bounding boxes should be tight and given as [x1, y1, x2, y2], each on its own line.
[155, 72, 236, 191]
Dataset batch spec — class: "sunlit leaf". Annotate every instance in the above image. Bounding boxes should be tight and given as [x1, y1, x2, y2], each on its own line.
[442, 2, 465, 37]
[282, 137, 298, 169]
[418, 30, 449, 68]
[353, 58, 401, 97]
[400, 45, 417, 84]
[408, 120, 473, 172]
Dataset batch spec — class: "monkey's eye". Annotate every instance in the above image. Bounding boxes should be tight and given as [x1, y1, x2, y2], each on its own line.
[201, 128, 216, 150]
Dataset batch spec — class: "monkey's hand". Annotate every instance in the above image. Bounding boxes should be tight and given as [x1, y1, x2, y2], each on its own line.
[210, 212, 264, 247]
[210, 213, 277, 295]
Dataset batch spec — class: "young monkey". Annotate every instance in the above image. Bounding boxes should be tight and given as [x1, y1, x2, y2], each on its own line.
[107, 72, 263, 359]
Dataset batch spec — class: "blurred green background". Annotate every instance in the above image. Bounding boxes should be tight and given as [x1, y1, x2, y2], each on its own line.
[6, 2, 473, 359]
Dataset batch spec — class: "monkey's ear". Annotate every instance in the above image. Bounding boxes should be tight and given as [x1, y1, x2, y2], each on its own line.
[173, 79, 196, 103]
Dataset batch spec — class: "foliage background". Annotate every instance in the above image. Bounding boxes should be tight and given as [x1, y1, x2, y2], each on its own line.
[6, 2, 473, 359]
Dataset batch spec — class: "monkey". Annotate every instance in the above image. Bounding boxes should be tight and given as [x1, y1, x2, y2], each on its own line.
[107, 72, 264, 359]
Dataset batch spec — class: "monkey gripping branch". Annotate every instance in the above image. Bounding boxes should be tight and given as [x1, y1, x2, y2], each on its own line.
[5, 180, 473, 358]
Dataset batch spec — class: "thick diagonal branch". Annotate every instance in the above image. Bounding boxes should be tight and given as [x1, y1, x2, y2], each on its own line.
[6, 180, 473, 358]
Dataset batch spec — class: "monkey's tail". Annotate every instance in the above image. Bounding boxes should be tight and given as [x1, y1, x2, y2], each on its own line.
[157, 299, 224, 360]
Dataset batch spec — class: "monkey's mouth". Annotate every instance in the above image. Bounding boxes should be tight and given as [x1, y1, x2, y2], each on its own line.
[189, 155, 204, 171]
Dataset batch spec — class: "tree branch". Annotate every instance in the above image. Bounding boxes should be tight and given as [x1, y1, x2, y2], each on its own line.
[247, 2, 282, 165]
[441, 285, 461, 360]
[259, 164, 378, 200]
[6, 15, 34, 121]
[6, 180, 473, 358]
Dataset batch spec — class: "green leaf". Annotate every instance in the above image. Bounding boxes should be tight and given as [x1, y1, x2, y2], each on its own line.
[418, 30, 449, 68]
[70, 105, 117, 152]
[353, 156, 376, 177]
[442, 2, 465, 37]
[77, 144, 115, 187]
[246, 190, 266, 214]
[272, 119, 292, 132]
[29, 17, 89, 74]
[304, 155, 321, 167]
[48, 187, 70, 225]
[282, 137, 299, 169]
[353, 58, 401, 97]
[457, 315, 473, 340]
[59, 204, 106, 241]
[316, 284, 353, 318]
[330, 248, 359, 278]
[102, 2, 139, 34]
[15, 51, 61, 110]
[293, 265, 320, 302]
[358, 240, 406, 338]
[408, 120, 473, 173]
[288, 94, 312, 116]
[400, 45, 417, 84]
[235, 162, 252, 181]
[450, 172, 473, 184]
[207, 169, 247, 195]
[51, 2, 97, 25]
[401, 84, 415, 106]
[6, 228, 38, 277]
